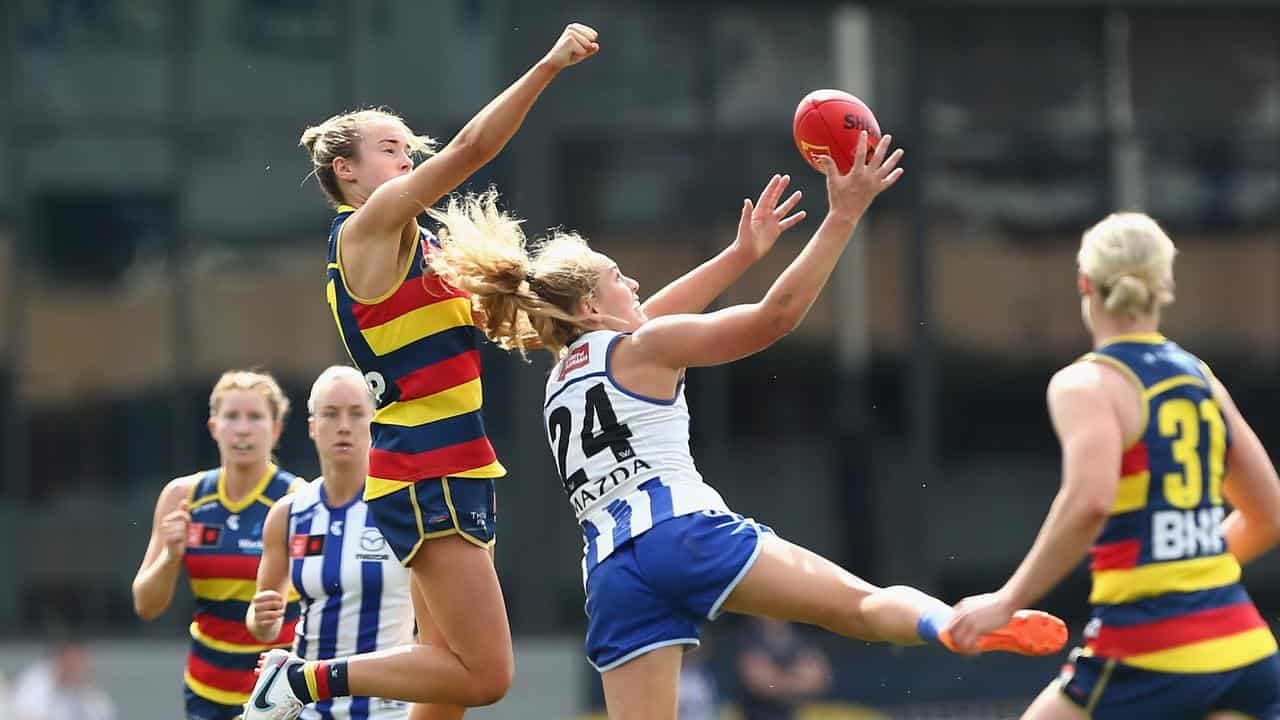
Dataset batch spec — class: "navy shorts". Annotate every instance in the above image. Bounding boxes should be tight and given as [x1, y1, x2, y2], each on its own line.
[1059, 649, 1280, 719]
[183, 684, 242, 720]
[584, 510, 772, 672]
[366, 477, 497, 565]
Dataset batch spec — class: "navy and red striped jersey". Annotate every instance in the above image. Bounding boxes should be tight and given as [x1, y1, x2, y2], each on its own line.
[1081, 333, 1275, 672]
[183, 465, 302, 706]
[325, 206, 505, 500]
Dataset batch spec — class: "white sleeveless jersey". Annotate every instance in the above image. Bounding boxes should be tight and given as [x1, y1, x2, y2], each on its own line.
[544, 331, 728, 574]
[288, 480, 412, 720]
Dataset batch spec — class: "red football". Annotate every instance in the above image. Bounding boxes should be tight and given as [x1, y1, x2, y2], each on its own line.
[792, 89, 881, 173]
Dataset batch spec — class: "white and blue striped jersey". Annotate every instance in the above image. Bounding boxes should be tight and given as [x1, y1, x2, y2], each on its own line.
[543, 331, 729, 575]
[288, 479, 413, 719]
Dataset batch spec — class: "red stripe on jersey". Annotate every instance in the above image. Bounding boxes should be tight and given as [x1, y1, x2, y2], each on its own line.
[185, 553, 261, 580]
[369, 437, 498, 482]
[1087, 602, 1267, 657]
[187, 652, 256, 694]
[397, 351, 482, 401]
[1091, 539, 1141, 571]
[1121, 441, 1149, 476]
[350, 273, 468, 330]
[195, 613, 298, 647]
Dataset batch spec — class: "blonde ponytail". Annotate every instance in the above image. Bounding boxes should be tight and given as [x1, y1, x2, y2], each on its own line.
[1078, 213, 1177, 318]
[429, 190, 602, 357]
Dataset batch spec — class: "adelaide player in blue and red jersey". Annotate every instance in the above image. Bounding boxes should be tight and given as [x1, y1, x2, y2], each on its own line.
[948, 213, 1280, 719]
[131, 370, 304, 720]
[243, 23, 599, 720]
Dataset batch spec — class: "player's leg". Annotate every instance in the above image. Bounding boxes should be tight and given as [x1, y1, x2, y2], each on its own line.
[722, 533, 1064, 655]
[599, 645, 683, 720]
[406, 574, 468, 720]
[1021, 682, 1089, 720]
[343, 533, 514, 706]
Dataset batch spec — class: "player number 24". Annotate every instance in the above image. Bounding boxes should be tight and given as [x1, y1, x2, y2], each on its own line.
[548, 384, 636, 495]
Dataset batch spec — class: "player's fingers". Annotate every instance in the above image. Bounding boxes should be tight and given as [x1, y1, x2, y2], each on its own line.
[881, 167, 904, 189]
[814, 154, 836, 178]
[755, 174, 781, 211]
[567, 23, 598, 41]
[766, 174, 790, 209]
[775, 190, 803, 218]
[852, 131, 869, 170]
[878, 148, 905, 179]
[870, 133, 892, 167]
[778, 210, 807, 231]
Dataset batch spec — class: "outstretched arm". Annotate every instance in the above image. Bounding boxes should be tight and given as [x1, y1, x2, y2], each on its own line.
[945, 363, 1122, 652]
[344, 24, 599, 243]
[641, 174, 805, 319]
[619, 133, 902, 370]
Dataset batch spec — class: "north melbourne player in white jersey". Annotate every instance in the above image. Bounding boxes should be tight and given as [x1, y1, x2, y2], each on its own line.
[246, 367, 413, 720]
[411, 150, 1066, 719]
[544, 329, 729, 574]
[286, 480, 412, 719]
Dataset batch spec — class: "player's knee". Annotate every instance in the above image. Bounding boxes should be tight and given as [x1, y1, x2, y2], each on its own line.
[466, 656, 514, 706]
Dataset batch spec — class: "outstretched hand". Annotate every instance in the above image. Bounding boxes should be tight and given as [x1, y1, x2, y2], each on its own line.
[733, 174, 806, 262]
[815, 132, 904, 221]
[543, 23, 599, 71]
[944, 591, 1017, 655]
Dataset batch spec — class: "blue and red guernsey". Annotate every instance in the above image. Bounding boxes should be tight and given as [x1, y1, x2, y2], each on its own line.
[1082, 333, 1276, 673]
[325, 206, 505, 501]
[183, 465, 302, 706]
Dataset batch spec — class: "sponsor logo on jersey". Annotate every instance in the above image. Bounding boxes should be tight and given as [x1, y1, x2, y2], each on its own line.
[559, 344, 591, 380]
[188, 523, 222, 548]
[289, 533, 326, 558]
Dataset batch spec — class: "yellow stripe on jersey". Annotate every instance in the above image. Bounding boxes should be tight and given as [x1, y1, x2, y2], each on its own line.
[450, 458, 506, 479]
[360, 296, 473, 356]
[373, 378, 483, 427]
[190, 578, 258, 603]
[217, 464, 278, 513]
[184, 670, 251, 706]
[1111, 471, 1151, 514]
[1143, 374, 1208, 401]
[189, 622, 290, 655]
[1091, 553, 1242, 605]
[189, 494, 220, 511]
[1123, 627, 1278, 673]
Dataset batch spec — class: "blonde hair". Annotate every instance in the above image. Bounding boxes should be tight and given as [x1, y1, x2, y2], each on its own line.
[1078, 212, 1177, 317]
[209, 370, 290, 425]
[427, 189, 601, 357]
[299, 108, 437, 208]
[307, 365, 375, 414]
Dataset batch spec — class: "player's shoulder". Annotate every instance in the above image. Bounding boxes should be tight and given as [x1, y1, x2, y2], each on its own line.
[164, 471, 206, 499]
[1051, 360, 1109, 390]
[1048, 361, 1118, 404]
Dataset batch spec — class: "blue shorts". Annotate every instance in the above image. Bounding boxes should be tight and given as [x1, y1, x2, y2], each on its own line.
[366, 477, 497, 565]
[1059, 649, 1280, 719]
[584, 510, 772, 672]
[183, 684, 242, 720]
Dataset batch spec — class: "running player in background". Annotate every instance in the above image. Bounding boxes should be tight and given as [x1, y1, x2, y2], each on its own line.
[243, 23, 599, 720]
[947, 213, 1280, 719]
[410, 134, 1067, 720]
[131, 370, 304, 720]
[248, 366, 413, 720]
